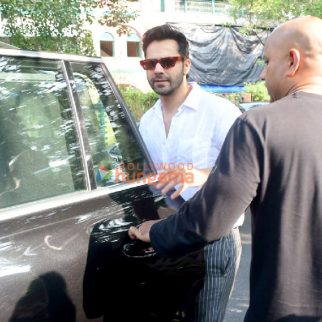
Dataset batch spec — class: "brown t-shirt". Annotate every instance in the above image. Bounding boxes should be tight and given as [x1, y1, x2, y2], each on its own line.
[151, 92, 322, 321]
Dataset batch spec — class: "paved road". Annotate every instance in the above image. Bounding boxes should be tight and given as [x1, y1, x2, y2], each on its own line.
[224, 210, 251, 322]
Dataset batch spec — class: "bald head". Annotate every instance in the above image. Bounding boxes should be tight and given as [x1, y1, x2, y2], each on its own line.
[261, 16, 322, 102]
[271, 16, 322, 63]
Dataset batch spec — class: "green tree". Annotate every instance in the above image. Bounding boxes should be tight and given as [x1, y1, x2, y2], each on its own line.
[119, 85, 159, 122]
[0, 0, 138, 55]
[229, 0, 322, 27]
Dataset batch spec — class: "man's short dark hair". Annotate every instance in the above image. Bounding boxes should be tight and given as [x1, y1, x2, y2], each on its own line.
[142, 24, 189, 58]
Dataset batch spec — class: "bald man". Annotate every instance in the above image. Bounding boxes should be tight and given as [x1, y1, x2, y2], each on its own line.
[129, 16, 322, 322]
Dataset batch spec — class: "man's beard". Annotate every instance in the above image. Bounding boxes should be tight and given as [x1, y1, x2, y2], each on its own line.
[149, 74, 184, 96]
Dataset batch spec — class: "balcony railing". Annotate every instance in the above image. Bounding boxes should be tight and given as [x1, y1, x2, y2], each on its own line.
[175, 0, 231, 16]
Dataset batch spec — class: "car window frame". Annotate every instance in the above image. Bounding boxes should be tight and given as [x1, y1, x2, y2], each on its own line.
[0, 48, 156, 216]
[64, 59, 156, 190]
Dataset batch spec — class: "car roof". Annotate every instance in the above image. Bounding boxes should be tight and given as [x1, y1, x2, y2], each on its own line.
[0, 47, 103, 63]
[240, 102, 269, 111]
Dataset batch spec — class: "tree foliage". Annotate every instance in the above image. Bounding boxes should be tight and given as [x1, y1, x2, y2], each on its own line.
[229, 0, 322, 28]
[0, 0, 138, 55]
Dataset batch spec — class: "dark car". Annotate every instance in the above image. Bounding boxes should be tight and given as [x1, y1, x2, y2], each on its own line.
[0, 48, 205, 321]
[239, 101, 269, 112]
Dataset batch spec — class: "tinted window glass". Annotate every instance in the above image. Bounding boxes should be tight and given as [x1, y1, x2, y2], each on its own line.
[0, 56, 86, 208]
[70, 62, 151, 187]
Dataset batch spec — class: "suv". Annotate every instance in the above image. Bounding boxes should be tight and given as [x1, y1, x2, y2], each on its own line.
[0, 48, 204, 322]
[239, 101, 269, 112]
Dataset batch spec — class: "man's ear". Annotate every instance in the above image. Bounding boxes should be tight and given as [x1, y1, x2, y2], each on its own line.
[287, 48, 300, 77]
[183, 57, 191, 76]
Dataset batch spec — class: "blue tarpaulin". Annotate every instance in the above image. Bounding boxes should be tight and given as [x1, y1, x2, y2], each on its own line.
[199, 84, 245, 93]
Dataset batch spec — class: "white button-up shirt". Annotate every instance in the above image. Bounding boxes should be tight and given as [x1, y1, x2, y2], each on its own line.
[139, 83, 244, 226]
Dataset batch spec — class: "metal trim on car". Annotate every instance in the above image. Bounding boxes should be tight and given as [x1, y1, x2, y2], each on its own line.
[0, 48, 103, 63]
[0, 177, 153, 222]
[61, 61, 93, 189]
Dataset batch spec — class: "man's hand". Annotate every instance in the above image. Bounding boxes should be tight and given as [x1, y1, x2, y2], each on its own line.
[128, 219, 161, 243]
[153, 165, 211, 199]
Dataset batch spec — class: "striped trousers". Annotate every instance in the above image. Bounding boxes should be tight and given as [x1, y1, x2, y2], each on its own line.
[194, 227, 242, 322]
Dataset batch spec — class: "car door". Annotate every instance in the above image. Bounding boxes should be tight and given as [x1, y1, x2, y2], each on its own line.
[0, 49, 205, 322]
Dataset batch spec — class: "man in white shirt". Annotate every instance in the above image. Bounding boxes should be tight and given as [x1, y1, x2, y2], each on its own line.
[138, 24, 244, 322]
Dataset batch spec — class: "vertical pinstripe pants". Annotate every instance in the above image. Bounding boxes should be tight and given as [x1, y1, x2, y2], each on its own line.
[194, 227, 242, 322]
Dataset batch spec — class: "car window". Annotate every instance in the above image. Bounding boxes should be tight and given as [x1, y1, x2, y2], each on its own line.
[0, 56, 86, 208]
[70, 62, 152, 187]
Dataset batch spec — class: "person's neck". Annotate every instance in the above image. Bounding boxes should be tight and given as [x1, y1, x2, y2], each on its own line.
[160, 82, 192, 115]
[288, 78, 322, 96]
[160, 82, 192, 137]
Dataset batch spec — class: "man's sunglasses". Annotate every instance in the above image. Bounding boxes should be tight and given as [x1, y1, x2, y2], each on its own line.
[140, 56, 184, 70]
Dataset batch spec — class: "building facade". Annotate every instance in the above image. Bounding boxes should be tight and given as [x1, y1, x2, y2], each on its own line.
[92, 0, 234, 92]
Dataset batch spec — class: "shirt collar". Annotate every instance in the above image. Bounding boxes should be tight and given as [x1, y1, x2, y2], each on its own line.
[152, 82, 201, 115]
[182, 82, 201, 112]
[153, 100, 163, 118]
